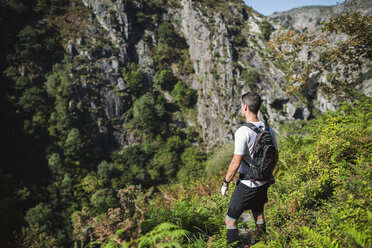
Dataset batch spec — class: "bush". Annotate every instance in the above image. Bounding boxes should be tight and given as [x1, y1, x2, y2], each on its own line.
[171, 81, 196, 107]
[205, 143, 234, 177]
[177, 147, 206, 184]
[144, 195, 224, 235]
[241, 67, 259, 92]
[157, 22, 182, 48]
[90, 188, 119, 215]
[260, 99, 372, 247]
[260, 21, 275, 41]
[131, 93, 168, 135]
[97, 161, 116, 186]
[153, 69, 177, 90]
[135, 223, 189, 248]
[155, 22, 186, 70]
[121, 63, 145, 97]
[25, 203, 54, 233]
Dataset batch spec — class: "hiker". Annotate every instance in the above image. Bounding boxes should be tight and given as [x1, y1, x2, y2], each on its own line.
[221, 92, 278, 246]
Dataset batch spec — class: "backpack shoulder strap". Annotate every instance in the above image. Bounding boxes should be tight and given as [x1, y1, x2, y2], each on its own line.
[241, 122, 261, 134]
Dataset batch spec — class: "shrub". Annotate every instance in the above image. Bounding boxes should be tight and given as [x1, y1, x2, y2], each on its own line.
[260, 99, 372, 247]
[90, 188, 119, 215]
[135, 223, 189, 248]
[205, 143, 234, 177]
[131, 93, 168, 135]
[171, 81, 196, 107]
[25, 203, 54, 233]
[241, 67, 259, 91]
[177, 147, 206, 184]
[153, 69, 177, 90]
[121, 63, 145, 97]
[157, 22, 182, 48]
[97, 161, 117, 186]
[260, 21, 275, 41]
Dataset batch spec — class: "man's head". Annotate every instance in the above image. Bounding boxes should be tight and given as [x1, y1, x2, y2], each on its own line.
[241, 92, 262, 115]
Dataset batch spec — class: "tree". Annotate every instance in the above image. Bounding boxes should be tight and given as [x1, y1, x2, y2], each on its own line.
[90, 188, 118, 215]
[24, 203, 54, 233]
[64, 128, 85, 163]
[121, 63, 145, 97]
[131, 93, 168, 135]
[97, 161, 116, 186]
[260, 21, 275, 41]
[177, 147, 206, 184]
[48, 153, 63, 176]
[153, 69, 177, 90]
[171, 81, 196, 107]
[157, 22, 182, 47]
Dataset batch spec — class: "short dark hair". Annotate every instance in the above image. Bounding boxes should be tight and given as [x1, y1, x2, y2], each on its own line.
[241, 92, 262, 114]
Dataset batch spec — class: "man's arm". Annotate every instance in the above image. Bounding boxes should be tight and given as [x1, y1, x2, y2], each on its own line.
[223, 154, 243, 184]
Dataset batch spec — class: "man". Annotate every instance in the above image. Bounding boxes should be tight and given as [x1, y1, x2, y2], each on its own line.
[221, 92, 278, 246]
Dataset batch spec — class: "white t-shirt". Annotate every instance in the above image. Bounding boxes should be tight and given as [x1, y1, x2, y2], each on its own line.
[234, 121, 278, 188]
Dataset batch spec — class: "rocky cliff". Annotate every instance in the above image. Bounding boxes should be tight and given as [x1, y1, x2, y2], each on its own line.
[269, 0, 372, 104]
[269, 0, 372, 31]
[64, 0, 370, 151]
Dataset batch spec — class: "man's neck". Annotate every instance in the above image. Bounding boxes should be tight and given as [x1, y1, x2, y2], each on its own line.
[245, 113, 259, 123]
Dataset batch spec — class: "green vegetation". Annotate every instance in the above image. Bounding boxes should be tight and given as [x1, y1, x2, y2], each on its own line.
[153, 69, 177, 90]
[65, 100, 371, 247]
[121, 63, 146, 98]
[155, 22, 186, 70]
[205, 142, 234, 177]
[259, 21, 275, 41]
[130, 92, 168, 135]
[1, 0, 370, 247]
[171, 81, 196, 108]
[252, 99, 370, 246]
[241, 66, 260, 92]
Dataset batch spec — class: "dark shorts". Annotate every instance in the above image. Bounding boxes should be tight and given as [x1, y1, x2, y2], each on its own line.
[227, 181, 269, 220]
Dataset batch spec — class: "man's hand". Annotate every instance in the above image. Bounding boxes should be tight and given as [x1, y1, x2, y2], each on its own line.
[221, 184, 228, 196]
[221, 178, 229, 196]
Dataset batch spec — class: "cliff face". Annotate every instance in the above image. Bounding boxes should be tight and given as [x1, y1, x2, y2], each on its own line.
[269, 0, 372, 31]
[269, 0, 372, 105]
[64, 0, 370, 151]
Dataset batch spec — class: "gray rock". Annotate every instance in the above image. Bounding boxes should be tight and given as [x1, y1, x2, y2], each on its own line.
[117, 77, 125, 91]
[63, 0, 371, 153]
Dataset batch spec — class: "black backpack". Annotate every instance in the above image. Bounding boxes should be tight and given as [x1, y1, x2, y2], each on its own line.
[241, 122, 277, 181]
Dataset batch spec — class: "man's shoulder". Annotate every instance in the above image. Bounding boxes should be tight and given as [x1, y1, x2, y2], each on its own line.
[235, 124, 255, 134]
[235, 123, 260, 140]
[235, 125, 249, 137]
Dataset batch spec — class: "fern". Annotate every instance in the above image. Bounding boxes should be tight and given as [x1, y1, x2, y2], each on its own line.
[301, 226, 340, 248]
[345, 211, 372, 247]
[136, 222, 189, 248]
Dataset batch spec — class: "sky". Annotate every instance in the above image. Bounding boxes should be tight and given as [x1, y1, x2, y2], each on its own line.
[243, 0, 345, 16]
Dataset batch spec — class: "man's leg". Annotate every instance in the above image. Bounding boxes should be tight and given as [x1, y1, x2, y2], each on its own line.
[226, 183, 245, 245]
[225, 215, 239, 244]
[252, 184, 269, 238]
[252, 211, 266, 235]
